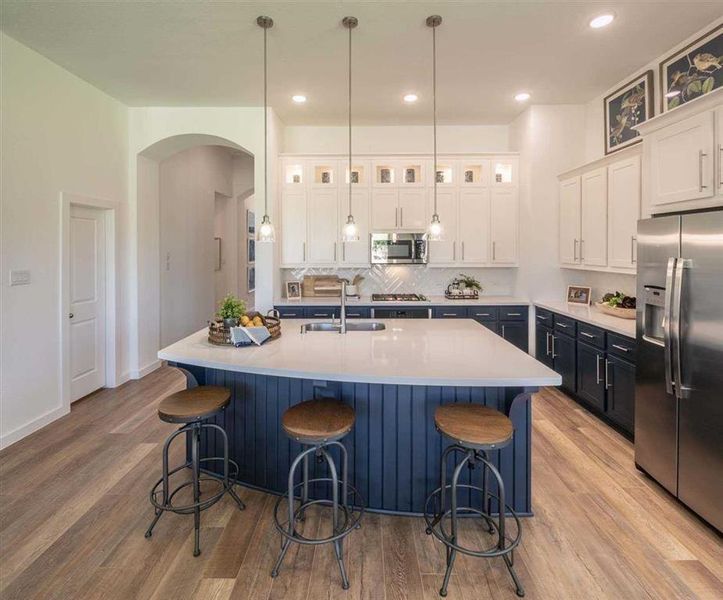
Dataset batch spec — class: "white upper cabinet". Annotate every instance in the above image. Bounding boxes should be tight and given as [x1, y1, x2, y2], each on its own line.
[460, 161, 490, 188]
[649, 111, 715, 206]
[339, 190, 370, 266]
[580, 167, 608, 267]
[608, 156, 641, 269]
[398, 189, 427, 230]
[559, 176, 581, 265]
[491, 157, 518, 186]
[427, 190, 458, 265]
[307, 189, 338, 264]
[490, 187, 518, 264]
[371, 189, 399, 230]
[458, 189, 490, 264]
[281, 191, 307, 266]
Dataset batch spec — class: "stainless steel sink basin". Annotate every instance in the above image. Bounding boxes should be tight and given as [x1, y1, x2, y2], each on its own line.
[300, 321, 386, 333]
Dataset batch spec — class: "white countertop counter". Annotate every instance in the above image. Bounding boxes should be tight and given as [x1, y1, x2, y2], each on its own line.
[159, 319, 560, 387]
[533, 301, 636, 338]
[273, 295, 529, 307]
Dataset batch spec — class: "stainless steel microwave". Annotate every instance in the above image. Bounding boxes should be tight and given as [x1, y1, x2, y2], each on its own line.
[370, 232, 428, 264]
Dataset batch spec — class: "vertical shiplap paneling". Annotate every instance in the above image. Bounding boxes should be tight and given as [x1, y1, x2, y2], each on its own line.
[189, 366, 532, 516]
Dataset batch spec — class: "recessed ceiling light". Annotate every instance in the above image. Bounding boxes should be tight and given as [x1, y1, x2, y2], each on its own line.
[403, 93, 419, 103]
[589, 14, 614, 29]
[514, 92, 531, 102]
[292, 95, 307, 103]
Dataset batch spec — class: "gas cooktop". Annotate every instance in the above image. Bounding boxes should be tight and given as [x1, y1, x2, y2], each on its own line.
[371, 293, 428, 302]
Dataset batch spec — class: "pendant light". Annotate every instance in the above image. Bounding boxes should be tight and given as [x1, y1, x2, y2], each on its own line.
[257, 15, 276, 243]
[342, 16, 360, 242]
[427, 15, 443, 241]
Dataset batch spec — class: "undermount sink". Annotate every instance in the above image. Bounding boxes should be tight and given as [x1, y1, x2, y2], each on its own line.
[300, 321, 386, 333]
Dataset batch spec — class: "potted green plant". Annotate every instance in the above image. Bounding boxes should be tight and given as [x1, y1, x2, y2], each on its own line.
[217, 294, 246, 328]
[457, 274, 482, 294]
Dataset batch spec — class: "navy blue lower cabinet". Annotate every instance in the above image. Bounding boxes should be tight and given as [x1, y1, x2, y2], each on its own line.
[469, 307, 498, 323]
[305, 307, 339, 319]
[576, 341, 606, 412]
[535, 324, 554, 368]
[275, 306, 305, 319]
[552, 332, 576, 393]
[605, 355, 635, 433]
[432, 306, 468, 319]
[176, 364, 534, 517]
[343, 307, 371, 319]
[500, 320, 528, 352]
[479, 320, 498, 334]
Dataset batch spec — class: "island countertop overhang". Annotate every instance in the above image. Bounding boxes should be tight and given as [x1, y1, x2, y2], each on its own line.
[158, 319, 561, 387]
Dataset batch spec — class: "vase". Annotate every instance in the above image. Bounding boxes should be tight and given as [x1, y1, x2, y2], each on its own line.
[223, 317, 239, 328]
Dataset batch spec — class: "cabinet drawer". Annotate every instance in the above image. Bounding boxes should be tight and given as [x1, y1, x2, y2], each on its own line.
[344, 307, 371, 319]
[468, 307, 498, 321]
[275, 306, 304, 319]
[534, 307, 553, 328]
[577, 322, 606, 349]
[606, 333, 636, 362]
[499, 306, 527, 321]
[553, 314, 576, 336]
[433, 307, 468, 318]
[304, 307, 339, 319]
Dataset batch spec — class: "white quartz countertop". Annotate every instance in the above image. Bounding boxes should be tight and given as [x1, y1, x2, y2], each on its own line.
[158, 319, 560, 387]
[273, 295, 529, 307]
[533, 301, 636, 338]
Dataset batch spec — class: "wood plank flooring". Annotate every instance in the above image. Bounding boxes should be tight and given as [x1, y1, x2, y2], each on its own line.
[1, 367, 721, 599]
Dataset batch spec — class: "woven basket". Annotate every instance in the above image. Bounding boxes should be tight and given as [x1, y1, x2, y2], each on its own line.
[207, 311, 281, 346]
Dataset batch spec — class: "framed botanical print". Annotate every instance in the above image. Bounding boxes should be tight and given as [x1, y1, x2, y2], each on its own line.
[660, 23, 722, 113]
[604, 70, 653, 155]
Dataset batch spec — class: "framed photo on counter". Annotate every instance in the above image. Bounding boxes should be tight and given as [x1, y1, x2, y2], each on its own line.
[567, 285, 591, 305]
[286, 280, 301, 300]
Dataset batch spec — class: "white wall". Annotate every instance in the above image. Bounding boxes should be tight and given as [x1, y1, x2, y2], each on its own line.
[283, 125, 509, 154]
[159, 145, 234, 347]
[0, 33, 129, 448]
[232, 154, 256, 308]
[584, 17, 723, 163]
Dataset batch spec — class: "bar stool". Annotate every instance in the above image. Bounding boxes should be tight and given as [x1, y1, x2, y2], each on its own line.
[145, 386, 245, 556]
[271, 399, 364, 589]
[424, 404, 524, 597]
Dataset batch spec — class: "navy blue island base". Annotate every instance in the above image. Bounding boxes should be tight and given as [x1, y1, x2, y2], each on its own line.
[173, 362, 536, 517]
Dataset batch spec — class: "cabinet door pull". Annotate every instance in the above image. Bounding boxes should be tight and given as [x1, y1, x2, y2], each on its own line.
[581, 331, 595, 339]
[442, 313, 457, 317]
[506, 312, 522, 317]
[631, 236, 637, 264]
[551, 335, 556, 358]
[596, 354, 602, 384]
[501, 325, 506, 337]
[546, 331, 551, 356]
[719, 144, 723, 187]
[395, 207, 399, 228]
[313, 313, 328, 317]
[699, 150, 708, 191]
[557, 322, 568, 328]
[475, 313, 490, 317]
[453, 241, 456, 261]
[334, 242, 337, 261]
[492, 241, 497, 261]
[573, 238, 578, 262]
[461, 241, 465, 261]
[605, 359, 612, 390]
[303, 242, 306, 262]
[537, 314, 547, 320]
[580, 239, 584, 261]
[612, 344, 629, 353]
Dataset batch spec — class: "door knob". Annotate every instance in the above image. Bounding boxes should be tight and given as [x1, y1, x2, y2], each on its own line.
[69, 313, 74, 319]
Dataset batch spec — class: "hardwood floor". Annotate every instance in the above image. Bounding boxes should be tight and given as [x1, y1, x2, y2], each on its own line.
[1, 367, 721, 599]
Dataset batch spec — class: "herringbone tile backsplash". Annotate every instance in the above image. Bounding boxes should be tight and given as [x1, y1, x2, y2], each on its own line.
[281, 265, 516, 296]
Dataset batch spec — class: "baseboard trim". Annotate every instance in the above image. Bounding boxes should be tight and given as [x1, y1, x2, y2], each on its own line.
[131, 360, 162, 380]
[0, 405, 70, 450]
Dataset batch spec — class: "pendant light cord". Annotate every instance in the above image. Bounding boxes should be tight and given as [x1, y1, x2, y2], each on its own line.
[432, 21, 438, 217]
[348, 21, 352, 218]
[263, 23, 269, 218]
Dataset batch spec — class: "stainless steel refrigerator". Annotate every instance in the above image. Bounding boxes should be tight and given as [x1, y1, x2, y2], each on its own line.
[636, 210, 722, 532]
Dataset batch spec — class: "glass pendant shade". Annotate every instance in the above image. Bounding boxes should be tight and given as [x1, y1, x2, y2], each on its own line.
[257, 214, 276, 243]
[342, 215, 359, 242]
[428, 213, 443, 241]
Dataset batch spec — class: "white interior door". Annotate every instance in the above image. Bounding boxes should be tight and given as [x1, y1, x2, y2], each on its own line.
[559, 176, 581, 265]
[69, 205, 106, 401]
[581, 167, 608, 267]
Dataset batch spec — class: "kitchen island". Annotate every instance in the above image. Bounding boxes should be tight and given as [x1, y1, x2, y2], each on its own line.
[158, 319, 560, 515]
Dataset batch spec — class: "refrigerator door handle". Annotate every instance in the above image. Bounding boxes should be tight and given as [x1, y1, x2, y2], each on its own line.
[663, 257, 676, 395]
[672, 258, 691, 399]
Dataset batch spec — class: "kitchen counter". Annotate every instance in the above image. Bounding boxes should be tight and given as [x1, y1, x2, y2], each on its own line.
[533, 300, 636, 338]
[160, 318, 559, 516]
[159, 318, 559, 387]
[273, 294, 529, 307]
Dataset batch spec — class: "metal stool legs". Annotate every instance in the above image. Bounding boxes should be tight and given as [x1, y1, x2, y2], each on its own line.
[145, 421, 245, 556]
[424, 444, 525, 598]
[271, 441, 363, 590]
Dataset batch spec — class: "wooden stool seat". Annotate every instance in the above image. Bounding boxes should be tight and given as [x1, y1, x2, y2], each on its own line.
[282, 399, 355, 443]
[434, 404, 513, 448]
[158, 386, 231, 423]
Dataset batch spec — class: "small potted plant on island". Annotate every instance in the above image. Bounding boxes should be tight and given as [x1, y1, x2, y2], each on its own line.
[218, 294, 246, 329]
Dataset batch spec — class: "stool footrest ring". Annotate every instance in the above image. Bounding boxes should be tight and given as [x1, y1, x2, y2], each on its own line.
[423, 483, 522, 558]
[272, 477, 364, 545]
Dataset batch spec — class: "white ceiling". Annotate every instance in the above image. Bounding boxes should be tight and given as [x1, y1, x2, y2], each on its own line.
[2, 1, 721, 125]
